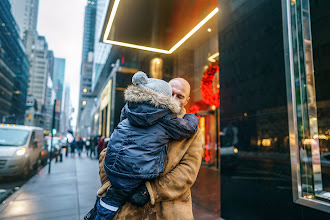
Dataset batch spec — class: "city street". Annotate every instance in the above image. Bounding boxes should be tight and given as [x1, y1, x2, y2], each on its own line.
[0, 153, 221, 220]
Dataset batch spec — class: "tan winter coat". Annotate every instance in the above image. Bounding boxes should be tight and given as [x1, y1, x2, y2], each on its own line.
[97, 110, 203, 220]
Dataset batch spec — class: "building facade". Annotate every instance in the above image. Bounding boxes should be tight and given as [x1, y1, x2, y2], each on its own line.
[0, 0, 29, 124]
[24, 31, 49, 127]
[53, 58, 65, 103]
[9, 0, 39, 39]
[77, 0, 98, 137]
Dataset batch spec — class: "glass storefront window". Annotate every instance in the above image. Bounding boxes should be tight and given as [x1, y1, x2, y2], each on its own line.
[283, 0, 330, 212]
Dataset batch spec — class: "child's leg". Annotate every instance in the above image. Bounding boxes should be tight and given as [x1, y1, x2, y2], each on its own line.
[95, 176, 143, 219]
[95, 195, 123, 220]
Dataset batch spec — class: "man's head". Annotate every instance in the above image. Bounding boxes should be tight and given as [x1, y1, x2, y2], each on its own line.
[169, 78, 191, 110]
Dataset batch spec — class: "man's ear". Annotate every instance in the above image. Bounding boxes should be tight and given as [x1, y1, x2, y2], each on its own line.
[185, 97, 190, 106]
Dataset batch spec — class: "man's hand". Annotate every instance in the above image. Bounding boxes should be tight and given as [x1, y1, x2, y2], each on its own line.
[129, 184, 150, 207]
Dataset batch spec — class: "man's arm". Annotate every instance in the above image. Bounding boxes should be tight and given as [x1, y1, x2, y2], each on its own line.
[147, 129, 203, 203]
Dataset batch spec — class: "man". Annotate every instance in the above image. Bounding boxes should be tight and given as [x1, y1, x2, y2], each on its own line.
[77, 137, 85, 157]
[97, 78, 203, 219]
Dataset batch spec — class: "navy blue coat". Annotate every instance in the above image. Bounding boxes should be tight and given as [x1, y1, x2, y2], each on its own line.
[104, 102, 199, 180]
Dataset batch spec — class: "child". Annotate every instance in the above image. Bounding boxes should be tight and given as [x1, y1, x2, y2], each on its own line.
[86, 71, 199, 220]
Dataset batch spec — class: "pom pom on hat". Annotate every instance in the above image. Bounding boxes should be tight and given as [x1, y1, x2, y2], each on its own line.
[132, 71, 148, 85]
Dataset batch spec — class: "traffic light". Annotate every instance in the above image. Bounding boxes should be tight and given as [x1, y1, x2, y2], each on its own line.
[28, 114, 31, 120]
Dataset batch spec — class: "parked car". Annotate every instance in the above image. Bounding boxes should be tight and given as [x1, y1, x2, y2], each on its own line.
[0, 125, 44, 179]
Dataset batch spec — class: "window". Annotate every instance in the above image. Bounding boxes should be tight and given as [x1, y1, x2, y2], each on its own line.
[283, 0, 330, 212]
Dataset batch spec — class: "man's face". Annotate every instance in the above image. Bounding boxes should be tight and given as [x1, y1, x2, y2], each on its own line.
[169, 79, 190, 110]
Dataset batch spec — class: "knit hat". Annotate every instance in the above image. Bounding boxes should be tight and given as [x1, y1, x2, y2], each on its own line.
[132, 71, 172, 97]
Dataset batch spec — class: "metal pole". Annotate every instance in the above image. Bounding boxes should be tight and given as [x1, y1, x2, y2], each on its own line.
[215, 108, 219, 169]
[48, 100, 56, 174]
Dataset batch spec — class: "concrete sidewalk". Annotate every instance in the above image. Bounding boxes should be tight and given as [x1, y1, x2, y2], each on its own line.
[0, 154, 220, 220]
[0, 154, 100, 219]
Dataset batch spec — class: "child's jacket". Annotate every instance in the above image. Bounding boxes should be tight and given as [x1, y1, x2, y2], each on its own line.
[104, 85, 199, 180]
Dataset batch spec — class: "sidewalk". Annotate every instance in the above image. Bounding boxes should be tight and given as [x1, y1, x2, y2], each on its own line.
[0, 155, 220, 220]
[0, 154, 100, 219]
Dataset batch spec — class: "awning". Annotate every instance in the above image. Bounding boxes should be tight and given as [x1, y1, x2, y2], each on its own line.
[101, 0, 218, 54]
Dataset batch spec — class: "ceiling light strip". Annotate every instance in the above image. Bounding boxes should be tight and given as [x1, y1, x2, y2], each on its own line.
[168, 8, 219, 53]
[103, 0, 121, 42]
[103, 39, 171, 54]
[208, 52, 220, 62]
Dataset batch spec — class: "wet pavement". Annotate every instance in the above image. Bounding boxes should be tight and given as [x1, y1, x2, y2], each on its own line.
[192, 166, 221, 218]
[0, 154, 220, 219]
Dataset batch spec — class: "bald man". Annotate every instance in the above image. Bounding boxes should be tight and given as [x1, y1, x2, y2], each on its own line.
[95, 78, 203, 220]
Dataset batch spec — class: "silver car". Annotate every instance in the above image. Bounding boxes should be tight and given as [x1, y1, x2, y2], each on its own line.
[0, 125, 43, 179]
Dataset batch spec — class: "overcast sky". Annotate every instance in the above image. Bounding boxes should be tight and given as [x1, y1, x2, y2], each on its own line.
[38, 0, 86, 128]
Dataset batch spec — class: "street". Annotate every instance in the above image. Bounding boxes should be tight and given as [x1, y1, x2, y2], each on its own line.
[0, 165, 45, 204]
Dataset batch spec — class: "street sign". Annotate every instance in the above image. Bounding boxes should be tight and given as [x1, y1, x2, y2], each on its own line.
[55, 100, 61, 114]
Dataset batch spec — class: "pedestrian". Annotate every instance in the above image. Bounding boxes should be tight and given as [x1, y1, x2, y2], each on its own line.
[84, 72, 199, 220]
[70, 138, 77, 157]
[90, 137, 97, 158]
[77, 137, 85, 157]
[86, 138, 91, 157]
[95, 77, 203, 220]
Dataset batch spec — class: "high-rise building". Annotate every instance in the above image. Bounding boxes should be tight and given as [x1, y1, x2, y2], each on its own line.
[24, 31, 49, 127]
[60, 84, 71, 135]
[9, 0, 39, 39]
[53, 58, 65, 103]
[81, 0, 97, 61]
[25, 32, 49, 110]
[0, 0, 29, 124]
[77, 0, 98, 137]
[47, 50, 54, 81]
[44, 75, 55, 131]
[92, 0, 111, 91]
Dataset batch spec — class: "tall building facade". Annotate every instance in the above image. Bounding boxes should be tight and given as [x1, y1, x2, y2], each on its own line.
[60, 84, 71, 135]
[0, 0, 29, 124]
[24, 31, 49, 127]
[81, 0, 97, 61]
[53, 58, 65, 103]
[77, 0, 98, 137]
[9, 0, 39, 39]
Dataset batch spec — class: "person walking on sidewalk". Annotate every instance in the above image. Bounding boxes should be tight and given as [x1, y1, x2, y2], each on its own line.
[77, 137, 85, 157]
[91, 77, 203, 220]
[90, 137, 97, 158]
[86, 138, 91, 157]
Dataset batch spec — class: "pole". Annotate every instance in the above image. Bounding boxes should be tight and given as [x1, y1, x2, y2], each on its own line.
[48, 100, 56, 174]
[215, 107, 219, 169]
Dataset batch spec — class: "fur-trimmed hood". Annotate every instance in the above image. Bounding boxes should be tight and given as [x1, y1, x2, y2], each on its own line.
[124, 85, 180, 114]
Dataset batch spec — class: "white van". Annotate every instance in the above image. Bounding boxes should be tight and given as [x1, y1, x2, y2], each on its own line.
[0, 125, 43, 178]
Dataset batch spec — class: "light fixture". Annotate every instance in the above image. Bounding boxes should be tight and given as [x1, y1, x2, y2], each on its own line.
[83, 88, 87, 93]
[207, 28, 212, 32]
[103, 2, 219, 54]
[82, 101, 87, 105]
[208, 52, 220, 62]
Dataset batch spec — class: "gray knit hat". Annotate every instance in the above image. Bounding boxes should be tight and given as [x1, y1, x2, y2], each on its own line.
[132, 71, 172, 97]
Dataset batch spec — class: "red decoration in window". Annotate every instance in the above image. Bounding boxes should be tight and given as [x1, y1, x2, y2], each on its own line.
[200, 61, 220, 107]
[190, 105, 200, 114]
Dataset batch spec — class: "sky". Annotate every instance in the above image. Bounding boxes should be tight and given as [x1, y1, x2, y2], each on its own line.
[38, 0, 86, 128]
